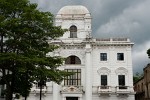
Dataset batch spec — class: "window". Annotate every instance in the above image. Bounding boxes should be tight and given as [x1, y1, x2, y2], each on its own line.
[100, 53, 107, 61]
[118, 75, 126, 89]
[66, 97, 78, 100]
[117, 53, 124, 61]
[65, 56, 81, 64]
[64, 69, 81, 86]
[70, 25, 77, 38]
[118, 75, 125, 85]
[101, 75, 107, 86]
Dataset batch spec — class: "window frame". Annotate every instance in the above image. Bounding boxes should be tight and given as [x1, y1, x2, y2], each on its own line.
[118, 75, 127, 89]
[64, 69, 81, 86]
[117, 53, 124, 61]
[118, 75, 125, 86]
[70, 25, 77, 38]
[101, 75, 107, 86]
[100, 53, 107, 61]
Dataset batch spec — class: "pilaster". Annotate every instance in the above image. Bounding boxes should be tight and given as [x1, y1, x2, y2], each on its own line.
[85, 43, 92, 100]
[53, 83, 59, 100]
[53, 51, 60, 100]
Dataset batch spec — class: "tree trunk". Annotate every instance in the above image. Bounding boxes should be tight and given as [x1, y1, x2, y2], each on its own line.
[25, 96, 27, 100]
[40, 80, 42, 100]
[5, 85, 13, 100]
[0, 33, 4, 53]
[5, 70, 15, 100]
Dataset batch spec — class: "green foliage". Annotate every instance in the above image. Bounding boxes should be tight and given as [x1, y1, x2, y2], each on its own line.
[0, 0, 69, 99]
[147, 48, 150, 58]
[133, 72, 143, 83]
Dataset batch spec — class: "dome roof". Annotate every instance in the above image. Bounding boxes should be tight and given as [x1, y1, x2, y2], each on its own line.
[57, 5, 90, 15]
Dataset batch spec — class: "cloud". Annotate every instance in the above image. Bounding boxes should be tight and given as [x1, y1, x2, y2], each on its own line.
[30, 0, 150, 73]
[30, 0, 82, 14]
[96, 0, 150, 44]
[95, 0, 150, 74]
[132, 41, 150, 73]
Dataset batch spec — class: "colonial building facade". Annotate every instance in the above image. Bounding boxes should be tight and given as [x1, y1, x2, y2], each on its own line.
[27, 5, 135, 100]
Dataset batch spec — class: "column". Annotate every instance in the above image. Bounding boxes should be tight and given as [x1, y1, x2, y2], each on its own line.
[53, 50, 60, 100]
[85, 44, 92, 100]
[53, 83, 59, 100]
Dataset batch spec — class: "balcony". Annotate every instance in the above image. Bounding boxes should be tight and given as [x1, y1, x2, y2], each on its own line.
[116, 86, 130, 94]
[98, 86, 112, 95]
[60, 85, 84, 94]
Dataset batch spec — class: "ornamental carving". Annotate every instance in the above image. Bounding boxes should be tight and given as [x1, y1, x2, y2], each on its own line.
[97, 67, 111, 75]
[61, 86, 84, 93]
[115, 67, 128, 75]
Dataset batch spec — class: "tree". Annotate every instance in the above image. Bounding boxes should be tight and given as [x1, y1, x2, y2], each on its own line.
[133, 72, 143, 83]
[146, 49, 150, 98]
[0, 0, 70, 100]
[147, 48, 150, 58]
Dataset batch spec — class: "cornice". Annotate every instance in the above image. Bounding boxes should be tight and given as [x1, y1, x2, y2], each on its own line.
[48, 38, 134, 47]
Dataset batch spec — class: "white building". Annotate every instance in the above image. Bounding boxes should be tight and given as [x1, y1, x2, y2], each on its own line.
[28, 5, 135, 100]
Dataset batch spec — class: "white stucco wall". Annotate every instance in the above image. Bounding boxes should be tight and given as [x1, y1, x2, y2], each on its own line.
[27, 5, 135, 100]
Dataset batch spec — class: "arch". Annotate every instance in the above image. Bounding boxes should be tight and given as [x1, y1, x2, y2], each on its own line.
[65, 55, 81, 64]
[115, 67, 128, 75]
[97, 67, 111, 86]
[70, 25, 77, 38]
[97, 67, 111, 75]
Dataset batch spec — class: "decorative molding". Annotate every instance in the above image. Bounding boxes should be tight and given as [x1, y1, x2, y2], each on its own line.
[97, 67, 111, 75]
[61, 50, 84, 56]
[115, 67, 128, 75]
[61, 86, 84, 93]
[85, 48, 92, 53]
[61, 45, 85, 50]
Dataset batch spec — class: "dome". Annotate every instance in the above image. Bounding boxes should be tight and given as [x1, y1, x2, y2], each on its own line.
[57, 5, 90, 15]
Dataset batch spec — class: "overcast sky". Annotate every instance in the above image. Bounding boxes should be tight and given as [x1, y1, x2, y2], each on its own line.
[30, 0, 150, 74]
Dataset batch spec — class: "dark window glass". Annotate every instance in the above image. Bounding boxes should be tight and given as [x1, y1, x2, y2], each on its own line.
[117, 53, 124, 61]
[70, 25, 77, 38]
[65, 56, 81, 64]
[118, 75, 125, 86]
[100, 53, 107, 61]
[101, 75, 107, 86]
[64, 69, 81, 86]
[71, 56, 75, 64]
[66, 97, 78, 100]
[118, 75, 127, 89]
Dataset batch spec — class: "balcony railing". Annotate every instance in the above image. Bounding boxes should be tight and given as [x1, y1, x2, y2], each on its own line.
[98, 86, 112, 95]
[60, 85, 84, 93]
[116, 86, 130, 94]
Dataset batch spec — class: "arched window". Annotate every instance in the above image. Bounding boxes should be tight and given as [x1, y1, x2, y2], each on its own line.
[65, 55, 81, 64]
[70, 25, 77, 38]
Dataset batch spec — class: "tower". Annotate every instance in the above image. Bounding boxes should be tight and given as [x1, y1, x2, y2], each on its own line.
[55, 5, 92, 39]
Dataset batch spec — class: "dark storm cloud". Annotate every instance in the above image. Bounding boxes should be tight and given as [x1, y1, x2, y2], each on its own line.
[30, 0, 150, 74]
